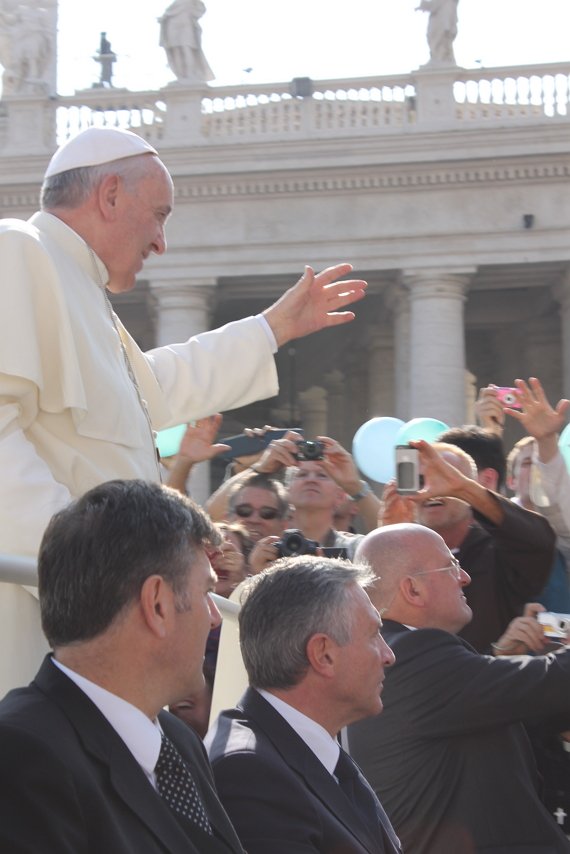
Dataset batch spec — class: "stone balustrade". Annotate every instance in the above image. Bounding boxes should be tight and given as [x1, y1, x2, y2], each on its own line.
[1, 60, 569, 154]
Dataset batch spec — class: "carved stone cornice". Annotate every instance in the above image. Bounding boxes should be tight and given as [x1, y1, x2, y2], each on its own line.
[171, 158, 570, 201]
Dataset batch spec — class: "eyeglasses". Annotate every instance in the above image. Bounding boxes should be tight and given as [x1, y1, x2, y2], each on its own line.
[233, 503, 280, 520]
[412, 557, 463, 580]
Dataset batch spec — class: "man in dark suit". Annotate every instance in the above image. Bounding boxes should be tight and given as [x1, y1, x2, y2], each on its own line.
[347, 522, 570, 854]
[206, 556, 402, 854]
[0, 479, 244, 854]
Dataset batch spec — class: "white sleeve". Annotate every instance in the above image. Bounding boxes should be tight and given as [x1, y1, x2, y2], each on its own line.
[138, 316, 279, 428]
[535, 449, 570, 532]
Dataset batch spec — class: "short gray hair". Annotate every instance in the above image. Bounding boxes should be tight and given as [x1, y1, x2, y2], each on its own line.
[40, 153, 154, 210]
[238, 555, 375, 690]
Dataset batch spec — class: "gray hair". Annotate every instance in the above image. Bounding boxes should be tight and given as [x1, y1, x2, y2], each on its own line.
[40, 153, 155, 210]
[238, 555, 375, 690]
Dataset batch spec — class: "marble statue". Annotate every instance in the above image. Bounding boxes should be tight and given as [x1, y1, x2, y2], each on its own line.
[0, 0, 53, 95]
[159, 0, 214, 83]
[416, 0, 459, 66]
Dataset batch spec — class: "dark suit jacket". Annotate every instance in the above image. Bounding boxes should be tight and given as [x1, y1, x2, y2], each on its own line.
[347, 621, 570, 854]
[206, 686, 402, 854]
[0, 656, 244, 853]
[458, 493, 555, 652]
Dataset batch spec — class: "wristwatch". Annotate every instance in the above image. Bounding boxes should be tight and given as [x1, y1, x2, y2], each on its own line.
[348, 481, 372, 502]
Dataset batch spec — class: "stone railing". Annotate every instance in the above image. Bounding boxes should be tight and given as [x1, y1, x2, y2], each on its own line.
[3, 61, 569, 155]
[453, 62, 570, 121]
[55, 88, 168, 144]
[200, 74, 416, 139]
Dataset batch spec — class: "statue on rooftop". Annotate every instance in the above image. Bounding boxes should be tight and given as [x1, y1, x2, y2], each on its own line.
[94, 31, 116, 87]
[159, 0, 214, 83]
[0, 0, 53, 96]
[416, 0, 459, 66]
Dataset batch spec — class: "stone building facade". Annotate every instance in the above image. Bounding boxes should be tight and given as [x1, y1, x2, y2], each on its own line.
[1, 6, 570, 497]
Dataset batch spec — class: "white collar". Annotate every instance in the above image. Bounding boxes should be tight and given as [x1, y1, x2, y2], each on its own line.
[257, 688, 340, 776]
[52, 657, 162, 782]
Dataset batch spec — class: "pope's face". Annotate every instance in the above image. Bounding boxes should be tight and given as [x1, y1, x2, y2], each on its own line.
[106, 156, 173, 293]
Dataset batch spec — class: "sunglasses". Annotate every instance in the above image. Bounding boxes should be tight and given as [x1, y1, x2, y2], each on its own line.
[234, 503, 280, 520]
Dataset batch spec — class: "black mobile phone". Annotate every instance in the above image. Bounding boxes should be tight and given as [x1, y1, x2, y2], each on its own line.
[219, 428, 303, 462]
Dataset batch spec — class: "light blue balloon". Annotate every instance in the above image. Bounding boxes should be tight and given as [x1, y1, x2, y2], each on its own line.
[156, 423, 187, 459]
[352, 417, 405, 483]
[558, 423, 570, 472]
[395, 417, 450, 445]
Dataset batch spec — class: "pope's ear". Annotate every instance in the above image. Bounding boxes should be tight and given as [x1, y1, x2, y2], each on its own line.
[97, 173, 121, 219]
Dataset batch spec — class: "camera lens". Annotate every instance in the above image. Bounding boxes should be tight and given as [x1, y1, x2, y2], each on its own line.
[281, 531, 305, 555]
[297, 440, 323, 461]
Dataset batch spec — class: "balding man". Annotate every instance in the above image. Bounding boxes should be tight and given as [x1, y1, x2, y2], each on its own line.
[382, 440, 554, 651]
[347, 522, 570, 854]
[0, 126, 367, 558]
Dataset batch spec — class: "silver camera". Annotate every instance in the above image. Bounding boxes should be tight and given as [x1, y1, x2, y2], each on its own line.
[537, 612, 570, 639]
[395, 445, 421, 494]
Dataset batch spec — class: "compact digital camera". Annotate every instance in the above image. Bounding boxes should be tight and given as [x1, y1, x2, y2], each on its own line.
[395, 444, 422, 494]
[537, 611, 570, 639]
[295, 439, 325, 461]
[494, 387, 522, 410]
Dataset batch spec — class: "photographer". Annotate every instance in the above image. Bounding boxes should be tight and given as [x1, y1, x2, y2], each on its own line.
[242, 433, 380, 573]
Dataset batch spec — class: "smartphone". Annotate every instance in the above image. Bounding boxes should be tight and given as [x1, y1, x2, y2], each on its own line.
[219, 428, 303, 462]
[395, 445, 421, 494]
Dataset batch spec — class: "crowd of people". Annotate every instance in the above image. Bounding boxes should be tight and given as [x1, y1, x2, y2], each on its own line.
[0, 127, 569, 853]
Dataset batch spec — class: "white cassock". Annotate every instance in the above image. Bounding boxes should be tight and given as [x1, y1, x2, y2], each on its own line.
[0, 211, 278, 558]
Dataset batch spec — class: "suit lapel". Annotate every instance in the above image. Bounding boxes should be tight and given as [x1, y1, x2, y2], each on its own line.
[239, 688, 396, 854]
[34, 657, 240, 854]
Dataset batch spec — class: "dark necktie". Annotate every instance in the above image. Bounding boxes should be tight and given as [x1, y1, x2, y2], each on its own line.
[155, 733, 212, 835]
[334, 749, 382, 832]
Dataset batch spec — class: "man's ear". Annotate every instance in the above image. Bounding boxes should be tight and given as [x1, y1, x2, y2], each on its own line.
[399, 575, 426, 607]
[139, 575, 171, 639]
[478, 467, 499, 491]
[97, 173, 121, 221]
[306, 633, 337, 679]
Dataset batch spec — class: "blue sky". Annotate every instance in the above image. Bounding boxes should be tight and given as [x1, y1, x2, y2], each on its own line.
[56, 0, 570, 95]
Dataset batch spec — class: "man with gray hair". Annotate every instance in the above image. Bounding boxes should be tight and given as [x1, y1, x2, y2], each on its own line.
[347, 522, 570, 854]
[206, 556, 401, 854]
[0, 125, 367, 560]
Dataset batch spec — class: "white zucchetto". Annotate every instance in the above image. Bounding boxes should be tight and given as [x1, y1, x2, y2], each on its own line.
[44, 127, 159, 178]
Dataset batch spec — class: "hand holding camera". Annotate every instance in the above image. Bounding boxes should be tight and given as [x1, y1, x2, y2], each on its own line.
[503, 377, 570, 446]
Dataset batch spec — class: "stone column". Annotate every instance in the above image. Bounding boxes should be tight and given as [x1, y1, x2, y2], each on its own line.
[526, 315, 563, 405]
[150, 280, 216, 346]
[403, 270, 472, 426]
[366, 320, 395, 419]
[553, 274, 570, 401]
[149, 279, 216, 504]
[465, 370, 477, 425]
[345, 351, 368, 440]
[385, 283, 411, 422]
[298, 386, 328, 440]
[324, 369, 347, 446]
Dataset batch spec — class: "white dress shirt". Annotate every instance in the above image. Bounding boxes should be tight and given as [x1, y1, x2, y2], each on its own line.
[257, 688, 340, 776]
[53, 658, 162, 786]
